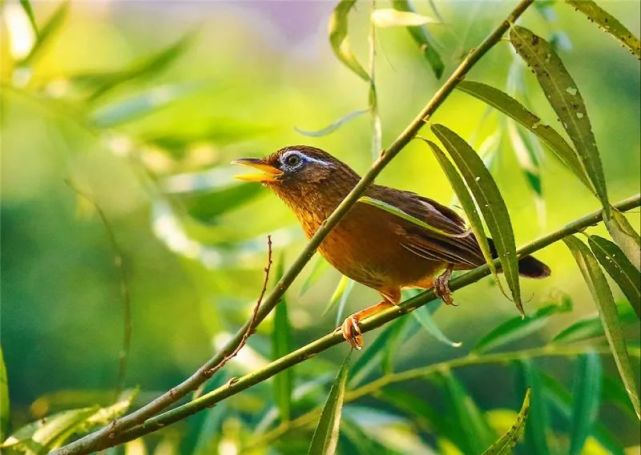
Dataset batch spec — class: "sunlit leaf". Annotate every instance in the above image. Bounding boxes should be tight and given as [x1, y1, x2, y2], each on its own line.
[321, 275, 354, 321]
[517, 361, 550, 455]
[328, 0, 369, 81]
[358, 195, 471, 239]
[423, 139, 498, 282]
[432, 124, 523, 316]
[442, 370, 496, 454]
[0, 347, 9, 443]
[371, 9, 438, 28]
[456, 80, 593, 191]
[482, 388, 530, 454]
[308, 353, 351, 455]
[569, 353, 602, 455]
[391, 0, 444, 78]
[605, 208, 641, 270]
[506, 121, 542, 197]
[564, 235, 641, 419]
[566, 0, 640, 59]
[510, 26, 610, 216]
[412, 305, 461, 348]
[19, 0, 38, 36]
[19, 1, 69, 66]
[552, 302, 636, 344]
[295, 108, 369, 138]
[589, 235, 640, 318]
[474, 297, 571, 353]
[91, 83, 201, 128]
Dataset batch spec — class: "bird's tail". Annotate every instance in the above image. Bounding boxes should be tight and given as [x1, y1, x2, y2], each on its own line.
[487, 239, 551, 279]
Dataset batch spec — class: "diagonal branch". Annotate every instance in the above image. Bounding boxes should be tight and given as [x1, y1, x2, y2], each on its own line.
[64, 194, 641, 451]
[53, 2, 534, 453]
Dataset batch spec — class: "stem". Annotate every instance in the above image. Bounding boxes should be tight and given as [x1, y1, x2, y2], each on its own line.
[54, 2, 535, 453]
[71, 194, 641, 450]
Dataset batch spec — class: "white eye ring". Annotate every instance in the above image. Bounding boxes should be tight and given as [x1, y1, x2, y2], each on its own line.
[283, 152, 303, 167]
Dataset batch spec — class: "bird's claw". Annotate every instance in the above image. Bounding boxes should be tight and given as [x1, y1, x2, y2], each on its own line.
[341, 315, 363, 350]
[435, 267, 456, 306]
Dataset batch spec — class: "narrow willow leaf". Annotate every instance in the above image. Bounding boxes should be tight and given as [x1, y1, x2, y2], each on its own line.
[566, 0, 640, 59]
[19, 0, 38, 36]
[272, 263, 293, 421]
[381, 303, 421, 373]
[475, 297, 571, 353]
[457, 80, 593, 191]
[510, 26, 610, 216]
[542, 373, 624, 455]
[359, 196, 471, 239]
[391, 0, 443, 78]
[603, 375, 638, 420]
[569, 353, 602, 455]
[0, 347, 8, 443]
[371, 9, 438, 27]
[442, 371, 496, 454]
[300, 255, 330, 296]
[517, 361, 550, 455]
[295, 108, 369, 137]
[589, 235, 640, 318]
[308, 353, 351, 455]
[19, 1, 69, 66]
[322, 275, 353, 318]
[564, 236, 641, 419]
[412, 305, 462, 348]
[424, 139, 499, 281]
[506, 121, 542, 197]
[328, 0, 369, 81]
[553, 302, 636, 343]
[605, 208, 641, 270]
[432, 124, 523, 315]
[92, 83, 200, 128]
[482, 388, 531, 454]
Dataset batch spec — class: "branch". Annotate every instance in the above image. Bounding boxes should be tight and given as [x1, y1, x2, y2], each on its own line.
[69, 194, 641, 450]
[53, 2, 535, 453]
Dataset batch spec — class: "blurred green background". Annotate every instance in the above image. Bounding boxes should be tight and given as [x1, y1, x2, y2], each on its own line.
[1, 0, 640, 453]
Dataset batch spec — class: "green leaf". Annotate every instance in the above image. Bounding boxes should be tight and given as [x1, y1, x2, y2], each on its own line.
[517, 361, 550, 455]
[553, 302, 636, 343]
[412, 305, 462, 348]
[510, 26, 610, 216]
[432, 124, 524, 316]
[19, 1, 69, 66]
[456, 80, 593, 191]
[569, 353, 602, 455]
[272, 264, 293, 422]
[321, 275, 354, 321]
[391, 0, 444, 78]
[442, 371, 496, 454]
[474, 297, 571, 353]
[564, 235, 641, 419]
[506, 121, 543, 197]
[565, 0, 640, 60]
[0, 346, 9, 443]
[308, 353, 351, 455]
[371, 9, 438, 27]
[482, 388, 531, 454]
[300, 255, 331, 296]
[423, 139, 499, 282]
[19, 0, 38, 36]
[295, 108, 369, 137]
[589, 235, 640, 318]
[605, 208, 641, 270]
[328, 0, 370, 81]
[358, 195, 471, 239]
[91, 83, 201, 128]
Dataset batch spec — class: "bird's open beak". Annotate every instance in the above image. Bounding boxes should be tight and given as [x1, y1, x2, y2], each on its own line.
[232, 158, 283, 183]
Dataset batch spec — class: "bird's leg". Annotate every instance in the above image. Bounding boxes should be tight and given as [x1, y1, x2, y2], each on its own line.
[340, 301, 395, 350]
[435, 265, 456, 306]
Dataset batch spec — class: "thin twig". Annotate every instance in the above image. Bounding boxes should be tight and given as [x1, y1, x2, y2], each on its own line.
[61, 194, 641, 451]
[53, 3, 535, 453]
[64, 179, 132, 398]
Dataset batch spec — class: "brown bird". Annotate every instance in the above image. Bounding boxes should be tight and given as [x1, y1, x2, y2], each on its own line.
[234, 146, 550, 349]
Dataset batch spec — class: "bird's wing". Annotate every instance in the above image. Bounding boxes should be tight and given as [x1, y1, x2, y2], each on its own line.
[368, 186, 485, 268]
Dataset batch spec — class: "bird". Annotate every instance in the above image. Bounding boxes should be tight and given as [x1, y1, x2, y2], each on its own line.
[233, 145, 550, 349]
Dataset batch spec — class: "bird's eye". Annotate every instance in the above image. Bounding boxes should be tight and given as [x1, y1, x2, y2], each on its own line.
[284, 153, 302, 167]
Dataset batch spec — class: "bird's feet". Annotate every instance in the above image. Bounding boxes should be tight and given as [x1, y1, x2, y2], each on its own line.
[341, 315, 364, 350]
[435, 266, 455, 306]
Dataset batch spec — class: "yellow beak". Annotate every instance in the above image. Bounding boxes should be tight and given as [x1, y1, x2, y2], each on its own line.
[232, 158, 283, 183]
